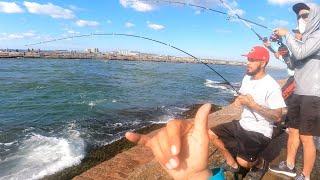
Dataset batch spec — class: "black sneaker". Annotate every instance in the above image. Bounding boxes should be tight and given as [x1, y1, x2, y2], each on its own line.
[221, 161, 240, 173]
[295, 173, 306, 180]
[269, 161, 297, 177]
[244, 159, 269, 180]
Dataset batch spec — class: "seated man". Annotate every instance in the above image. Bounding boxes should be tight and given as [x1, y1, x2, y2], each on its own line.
[210, 46, 287, 174]
[125, 46, 286, 180]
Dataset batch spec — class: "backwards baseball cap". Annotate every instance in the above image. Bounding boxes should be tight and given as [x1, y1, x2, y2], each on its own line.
[293, 3, 310, 15]
[242, 46, 270, 62]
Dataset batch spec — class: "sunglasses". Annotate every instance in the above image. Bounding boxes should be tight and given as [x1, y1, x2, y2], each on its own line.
[297, 13, 309, 20]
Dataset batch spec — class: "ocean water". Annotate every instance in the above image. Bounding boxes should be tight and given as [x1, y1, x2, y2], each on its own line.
[0, 59, 288, 179]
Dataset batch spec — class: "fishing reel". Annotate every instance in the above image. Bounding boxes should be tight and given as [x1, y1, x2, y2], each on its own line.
[269, 33, 284, 46]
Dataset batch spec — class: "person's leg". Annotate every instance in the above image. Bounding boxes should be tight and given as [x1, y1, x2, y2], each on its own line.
[269, 94, 300, 177]
[300, 135, 316, 179]
[285, 94, 301, 169]
[210, 121, 239, 169]
[298, 96, 320, 179]
[236, 156, 257, 169]
[286, 128, 300, 168]
[211, 132, 238, 169]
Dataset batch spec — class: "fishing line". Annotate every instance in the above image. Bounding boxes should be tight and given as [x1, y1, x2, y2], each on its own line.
[128, 0, 270, 30]
[25, 33, 238, 92]
[130, 0, 281, 58]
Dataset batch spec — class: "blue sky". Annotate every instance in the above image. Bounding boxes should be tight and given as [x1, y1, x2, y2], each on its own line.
[0, 0, 319, 66]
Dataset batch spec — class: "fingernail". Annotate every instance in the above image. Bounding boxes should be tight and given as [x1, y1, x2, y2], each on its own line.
[171, 145, 177, 155]
[169, 158, 178, 168]
[166, 162, 173, 170]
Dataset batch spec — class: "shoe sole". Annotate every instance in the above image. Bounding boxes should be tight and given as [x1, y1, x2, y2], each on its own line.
[268, 168, 297, 177]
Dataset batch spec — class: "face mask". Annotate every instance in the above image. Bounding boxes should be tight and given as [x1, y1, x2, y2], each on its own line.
[298, 18, 307, 34]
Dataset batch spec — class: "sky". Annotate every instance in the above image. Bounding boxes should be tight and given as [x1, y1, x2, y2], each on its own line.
[0, 0, 319, 67]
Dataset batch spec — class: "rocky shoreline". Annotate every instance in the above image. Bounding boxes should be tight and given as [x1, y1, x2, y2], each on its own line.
[42, 104, 220, 180]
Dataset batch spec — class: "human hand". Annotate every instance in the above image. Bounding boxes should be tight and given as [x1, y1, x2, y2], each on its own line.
[263, 41, 271, 47]
[236, 95, 257, 109]
[295, 33, 302, 40]
[274, 52, 281, 59]
[274, 28, 289, 37]
[125, 104, 212, 180]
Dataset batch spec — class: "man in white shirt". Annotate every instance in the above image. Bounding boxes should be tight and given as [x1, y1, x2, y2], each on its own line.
[210, 46, 287, 174]
[124, 46, 287, 180]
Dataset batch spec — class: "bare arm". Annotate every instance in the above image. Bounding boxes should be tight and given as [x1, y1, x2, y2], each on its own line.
[251, 104, 282, 122]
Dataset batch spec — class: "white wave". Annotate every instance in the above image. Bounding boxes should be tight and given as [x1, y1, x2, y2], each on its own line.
[172, 107, 189, 111]
[151, 114, 175, 124]
[88, 101, 96, 107]
[112, 99, 117, 103]
[204, 79, 236, 94]
[0, 141, 17, 146]
[0, 131, 85, 180]
[88, 99, 109, 107]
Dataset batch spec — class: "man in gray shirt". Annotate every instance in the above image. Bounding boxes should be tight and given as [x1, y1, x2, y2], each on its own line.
[269, 3, 320, 180]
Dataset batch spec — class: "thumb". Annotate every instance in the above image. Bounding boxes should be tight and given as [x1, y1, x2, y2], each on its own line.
[193, 103, 211, 133]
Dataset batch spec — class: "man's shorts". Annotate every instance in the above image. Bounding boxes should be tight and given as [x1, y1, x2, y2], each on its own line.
[211, 121, 270, 162]
[287, 94, 320, 136]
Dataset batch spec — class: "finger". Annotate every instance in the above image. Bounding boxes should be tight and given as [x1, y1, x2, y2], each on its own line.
[150, 136, 176, 170]
[166, 119, 182, 156]
[125, 132, 150, 146]
[157, 130, 179, 169]
[194, 103, 211, 133]
[158, 129, 172, 159]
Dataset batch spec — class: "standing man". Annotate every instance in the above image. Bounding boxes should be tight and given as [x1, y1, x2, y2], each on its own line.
[269, 3, 320, 180]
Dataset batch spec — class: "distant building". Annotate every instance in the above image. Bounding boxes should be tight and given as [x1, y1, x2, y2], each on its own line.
[85, 48, 99, 53]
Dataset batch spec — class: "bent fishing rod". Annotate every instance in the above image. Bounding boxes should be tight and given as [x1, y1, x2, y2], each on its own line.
[129, 0, 270, 30]
[26, 33, 261, 121]
[218, 0, 285, 55]
[133, 0, 281, 53]
[25, 33, 237, 92]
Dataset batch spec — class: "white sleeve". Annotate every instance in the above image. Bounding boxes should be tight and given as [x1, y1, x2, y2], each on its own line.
[267, 87, 287, 109]
[239, 76, 247, 94]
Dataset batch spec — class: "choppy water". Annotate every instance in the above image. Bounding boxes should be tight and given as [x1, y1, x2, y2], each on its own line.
[0, 59, 288, 179]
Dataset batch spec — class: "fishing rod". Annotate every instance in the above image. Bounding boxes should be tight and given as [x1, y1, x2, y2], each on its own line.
[128, 0, 270, 30]
[218, 0, 286, 56]
[25, 33, 238, 92]
[26, 33, 262, 121]
[132, 0, 281, 55]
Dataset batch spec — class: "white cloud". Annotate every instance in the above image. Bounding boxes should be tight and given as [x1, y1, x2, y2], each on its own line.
[0, 2, 24, 13]
[107, 20, 112, 24]
[258, 16, 265, 21]
[76, 20, 99, 27]
[221, 0, 245, 20]
[23, 1, 75, 19]
[68, 5, 84, 11]
[268, 0, 309, 5]
[0, 31, 36, 40]
[65, 29, 80, 34]
[125, 22, 135, 28]
[119, 0, 154, 12]
[272, 19, 289, 26]
[195, 10, 201, 15]
[147, 22, 165, 30]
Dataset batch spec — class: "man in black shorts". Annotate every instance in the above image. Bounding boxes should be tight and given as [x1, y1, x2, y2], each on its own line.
[210, 46, 286, 174]
[269, 3, 320, 180]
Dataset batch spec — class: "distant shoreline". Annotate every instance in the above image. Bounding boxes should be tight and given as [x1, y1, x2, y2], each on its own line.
[0, 52, 287, 70]
[0, 50, 247, 66]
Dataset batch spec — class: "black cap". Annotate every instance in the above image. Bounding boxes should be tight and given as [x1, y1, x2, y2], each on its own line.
[292, 3, 310, 15]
